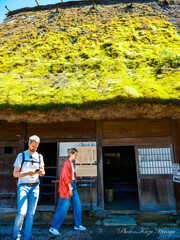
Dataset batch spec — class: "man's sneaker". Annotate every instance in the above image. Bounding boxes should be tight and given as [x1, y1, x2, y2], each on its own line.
[49, 227, 60, 235]
[74, 225, 86, 231]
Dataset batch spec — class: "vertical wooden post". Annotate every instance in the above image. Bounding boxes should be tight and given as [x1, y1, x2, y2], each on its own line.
[90, 182, 93, 209]
[35, 0, 39, 6]
[56, 142, 60, 179]
[96, 120, 104, 209]
[19, 123, 26, 153]
[172, 120, 180, 214]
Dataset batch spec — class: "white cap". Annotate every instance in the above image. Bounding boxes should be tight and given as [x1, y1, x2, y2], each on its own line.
[29, 135, 40, 143]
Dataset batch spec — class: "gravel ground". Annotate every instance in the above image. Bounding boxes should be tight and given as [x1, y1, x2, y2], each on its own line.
[156, 227, 180, 240]
[1, 223, 180, 240]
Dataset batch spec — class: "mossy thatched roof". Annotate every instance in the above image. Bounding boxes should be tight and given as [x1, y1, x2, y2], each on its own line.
[0, 1, 180, 122]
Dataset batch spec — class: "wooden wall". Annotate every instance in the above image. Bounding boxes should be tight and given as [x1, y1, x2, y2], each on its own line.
[102, 119, 172, 138]
[99, 119, 179, 211]
[0, 122, 22, 205]
[140, 178, 176, 211]
[0, 145, 19, 205]
[101, 119, 173, 146]
[0, 120, 97, 206]
[26, 121, 96, 141]
[0, 119, 174, 142]
[0, 122, 21, 141]
[0, 119, 180, 211]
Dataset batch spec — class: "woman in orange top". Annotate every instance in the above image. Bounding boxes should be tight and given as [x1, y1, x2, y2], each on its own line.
[49, 148, 86, 236]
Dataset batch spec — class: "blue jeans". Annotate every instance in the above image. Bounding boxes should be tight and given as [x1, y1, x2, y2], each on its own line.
[51, 180, 82, 229]
[13, 184, 39, 240]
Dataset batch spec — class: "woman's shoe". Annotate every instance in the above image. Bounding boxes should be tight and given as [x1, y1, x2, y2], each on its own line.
[49, 227, 60, 235]
[74, 225, 86, 231]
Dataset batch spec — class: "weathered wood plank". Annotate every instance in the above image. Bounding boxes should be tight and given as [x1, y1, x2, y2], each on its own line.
[56, 142, 59, 179]
[173, 120, 180, 213]
[140, 174, 173, 180]
[102, 137, 174, 146]
[0, 193, 16, 197]
[102, 120, 172, 138]
[18, 123, 26, 153]
[0, 155, 17, 161]
[32, 138, 96, 143]
[0, 175, 17, 193]
[0, 142, 20, 147]
[0, 121, 21, 141]
[26, 121, 96, 140]
[140, 178, 176, 211]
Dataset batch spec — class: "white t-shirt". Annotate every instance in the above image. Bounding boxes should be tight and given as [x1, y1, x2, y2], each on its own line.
[71, 162, 75, 180]
[13, 150, 44, 185]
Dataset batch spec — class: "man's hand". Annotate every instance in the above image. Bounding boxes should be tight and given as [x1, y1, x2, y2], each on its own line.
[39, 167, 45, 176]
[13, 166, 45, 178]
[28, 170, 37, 176]
[13, 167, 37, 178]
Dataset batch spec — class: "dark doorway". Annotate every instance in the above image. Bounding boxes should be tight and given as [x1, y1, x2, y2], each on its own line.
[36, 143, 57, 205]
[103, 146, 139, 210]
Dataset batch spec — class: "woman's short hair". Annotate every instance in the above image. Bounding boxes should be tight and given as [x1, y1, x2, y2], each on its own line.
[67, 148, 78, 156]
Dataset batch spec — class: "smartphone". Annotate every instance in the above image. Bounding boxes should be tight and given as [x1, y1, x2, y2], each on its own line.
[35, 169, 40, 172]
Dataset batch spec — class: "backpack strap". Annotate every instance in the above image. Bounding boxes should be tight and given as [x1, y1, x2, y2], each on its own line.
[19, 152, 41, 172]
[20, 152, 25, 172]
[38, 153, 41, 168]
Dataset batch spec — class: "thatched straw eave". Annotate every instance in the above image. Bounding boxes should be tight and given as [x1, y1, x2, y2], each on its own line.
[0, 103, 180, 123]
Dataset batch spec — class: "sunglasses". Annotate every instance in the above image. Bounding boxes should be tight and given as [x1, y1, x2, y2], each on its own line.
[25, 155, 38, 165]
[70, 148, 78, 153]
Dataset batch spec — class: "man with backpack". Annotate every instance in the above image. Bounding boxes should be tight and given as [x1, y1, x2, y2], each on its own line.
[13, 135, 45, 240]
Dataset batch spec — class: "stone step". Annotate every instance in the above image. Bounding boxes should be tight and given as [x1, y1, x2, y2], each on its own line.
[102, 216, 136, 227]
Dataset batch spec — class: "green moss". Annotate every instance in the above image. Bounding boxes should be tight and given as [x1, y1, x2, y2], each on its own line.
[0, 3, 180, 112]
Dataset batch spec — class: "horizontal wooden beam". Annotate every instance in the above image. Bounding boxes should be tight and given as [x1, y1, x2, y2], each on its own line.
[140, 174, 173, 180]
[102, 137, 174, 146]
[0, 193, 16, 197]
[0, 172, 14, 175]
[0, 141, 20, 147]
[22, 138, 96, 143]
[45, 166, 57, 169]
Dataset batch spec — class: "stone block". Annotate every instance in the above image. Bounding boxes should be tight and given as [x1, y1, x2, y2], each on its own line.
[102, 216, 136, 227]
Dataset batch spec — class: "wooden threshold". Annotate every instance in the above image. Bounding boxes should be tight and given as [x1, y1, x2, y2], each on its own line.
[108, 209, 177, 215]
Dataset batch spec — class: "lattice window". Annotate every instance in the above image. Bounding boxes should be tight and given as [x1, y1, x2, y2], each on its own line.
[138, 146, 173, 175]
